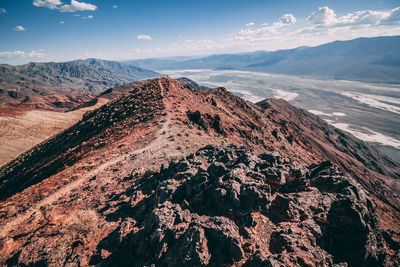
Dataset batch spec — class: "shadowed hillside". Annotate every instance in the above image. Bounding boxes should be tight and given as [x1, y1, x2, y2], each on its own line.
[0, 77, 399, 266]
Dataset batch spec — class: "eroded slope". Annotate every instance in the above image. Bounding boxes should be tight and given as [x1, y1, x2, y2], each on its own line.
[1, 77, 400, 266]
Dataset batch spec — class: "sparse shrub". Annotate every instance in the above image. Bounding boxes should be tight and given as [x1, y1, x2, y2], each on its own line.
[0, 237, 11, 266]
[40, 203, 54, 222]
[0, 237, 8, 249]
[64, 209, 98, 238]
[70, 173, 83, 181]
[46, 235, 72, 267]
[46, 210, 98, 266]
[2, 205, 17, 217]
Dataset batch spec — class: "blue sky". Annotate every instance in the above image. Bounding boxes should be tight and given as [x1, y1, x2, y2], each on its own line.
[1, 0, 400, 64]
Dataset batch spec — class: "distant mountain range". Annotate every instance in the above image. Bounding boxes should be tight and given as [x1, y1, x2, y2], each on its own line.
[126, 36, 400, 84]
[74, 58, 161, 80]
[0, 59, 161, 106]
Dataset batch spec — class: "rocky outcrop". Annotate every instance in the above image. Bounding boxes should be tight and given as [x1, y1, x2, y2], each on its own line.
[187, 110, 226, 135]
[177, 77, 209, 90]
[1, 77, 400, 266]
[93, 145, 399, 266]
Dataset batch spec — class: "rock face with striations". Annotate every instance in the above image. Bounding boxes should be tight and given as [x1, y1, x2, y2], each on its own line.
[94, 145, 399, 266]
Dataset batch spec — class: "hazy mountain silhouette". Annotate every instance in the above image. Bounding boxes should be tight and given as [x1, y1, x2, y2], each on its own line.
[127, 36, 400, 83]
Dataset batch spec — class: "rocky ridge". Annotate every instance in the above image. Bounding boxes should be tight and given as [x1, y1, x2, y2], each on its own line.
[100, 145, 399, 266]
[0, 77, 400, 266]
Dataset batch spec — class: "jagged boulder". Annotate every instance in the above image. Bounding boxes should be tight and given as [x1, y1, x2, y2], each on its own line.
[96, 145, 399, 266]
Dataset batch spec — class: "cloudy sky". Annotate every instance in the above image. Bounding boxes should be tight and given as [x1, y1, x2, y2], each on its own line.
[1, 0, 400, 64]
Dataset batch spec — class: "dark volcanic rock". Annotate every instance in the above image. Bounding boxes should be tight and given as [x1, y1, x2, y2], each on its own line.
[187, 110, 226, 135]
[96, 145, 399, 266]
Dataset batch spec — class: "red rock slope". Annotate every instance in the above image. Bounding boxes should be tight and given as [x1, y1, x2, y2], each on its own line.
[0, 77, 399, 266]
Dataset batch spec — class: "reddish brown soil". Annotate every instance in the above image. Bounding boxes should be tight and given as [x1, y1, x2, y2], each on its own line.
[0, 98, 108, 167]
[15, 93, 96, 111]
[0, 77, 399, 266]
[0, 107, 35, 117]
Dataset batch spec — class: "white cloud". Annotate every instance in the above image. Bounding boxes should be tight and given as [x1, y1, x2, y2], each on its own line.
[379, 7, 400, 25]
[307, 6, 337, 26]
[138, 6, 399, 59]
[112, 5, 117, 9]
[12, 5, 400, 63]
[307, 6, 400, 27]
[225, 6, 400, 53]
[276, 14, 296, 26]
[14, 25, 26, 31]
[59, 0, 97, 12]
[0, 8, 7, 13]
[0, 51, 25, 57]
[83, 51, 105, 59]
[33, 0, 97, 13]
[0, 51, 24, 57]
[137, 34, 152, 40]
[245, 22, 255, 27]
[82, 15, 93, 19]
[33, 0, 62, 9]
[0, 50, 46, 59]
[183, 39, 215, 50]
[233, 14, 296, 42]
[339, 10, 386, 26]
[235, 25, 279, 41]
[60, 20, 65, 24]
